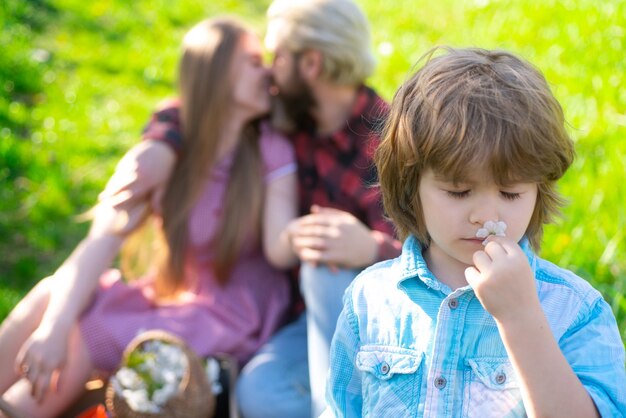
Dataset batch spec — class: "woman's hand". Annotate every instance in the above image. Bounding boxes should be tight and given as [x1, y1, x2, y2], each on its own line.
[464, 236, 541, 323]
[15, 324, 71, 403]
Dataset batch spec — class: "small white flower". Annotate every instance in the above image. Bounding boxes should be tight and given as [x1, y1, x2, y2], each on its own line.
[114, 367, 145, 391]
[140, 356, 158, 374]
[205, 358, 223, 395]
[160, 369, 179, 385]
[113, 337, 189, 411]
[152, 385, 176, 405]
[142, 339, 158, 352]
[123, 388, 160, 413]
[476, 220, 507, 240]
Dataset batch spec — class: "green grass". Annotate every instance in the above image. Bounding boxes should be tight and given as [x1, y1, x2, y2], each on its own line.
[1, 0, 625, 346]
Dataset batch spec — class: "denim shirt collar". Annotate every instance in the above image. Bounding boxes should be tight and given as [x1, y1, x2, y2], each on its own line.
[397, 235, 537, 295]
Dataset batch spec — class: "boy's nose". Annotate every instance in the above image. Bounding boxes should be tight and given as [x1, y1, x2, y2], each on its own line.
[469, 201, 500, 226]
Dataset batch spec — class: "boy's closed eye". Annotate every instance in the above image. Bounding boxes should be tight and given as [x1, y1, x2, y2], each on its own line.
[444, 189, 522, 200]
[446, 190, 471, 199]
[500, 191, 522, 200]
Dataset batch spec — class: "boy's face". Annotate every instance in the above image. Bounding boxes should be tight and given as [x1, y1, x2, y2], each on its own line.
[418, 167, 537, 280]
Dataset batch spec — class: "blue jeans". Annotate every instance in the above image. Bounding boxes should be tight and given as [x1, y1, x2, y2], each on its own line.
[236, 264, 360, 418]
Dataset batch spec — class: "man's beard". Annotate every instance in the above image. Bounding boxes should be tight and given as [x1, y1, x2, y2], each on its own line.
[270, 70, 317, 134]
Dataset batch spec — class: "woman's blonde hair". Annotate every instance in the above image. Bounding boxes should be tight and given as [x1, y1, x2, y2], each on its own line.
[375, 47, 575, 251]
[266, 0, 375, 85]
[124, 18, 264, 295]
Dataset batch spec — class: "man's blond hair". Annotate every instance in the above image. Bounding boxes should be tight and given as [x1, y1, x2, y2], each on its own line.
[266, 0, 375, 85]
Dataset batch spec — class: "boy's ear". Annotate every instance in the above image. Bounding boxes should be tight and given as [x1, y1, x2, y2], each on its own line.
[298, 49, 322, 81]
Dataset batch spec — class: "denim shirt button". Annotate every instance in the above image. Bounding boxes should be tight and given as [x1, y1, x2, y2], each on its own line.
[380, 362, 390, 375]
[448, 298, 458, 309]
[495, 372, 507, 385]
[434, 376, 447, 389]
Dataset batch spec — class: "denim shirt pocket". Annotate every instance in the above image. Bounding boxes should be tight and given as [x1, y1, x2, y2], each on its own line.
[356, 346, 424, 417]
[462, 357, 526, 418]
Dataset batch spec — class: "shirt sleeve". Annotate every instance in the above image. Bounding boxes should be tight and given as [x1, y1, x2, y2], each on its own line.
[325, 285, 364, 417]
[560, 296, 626, 417]
[141, 98, 183, 153]
[259, 121, 297, 183]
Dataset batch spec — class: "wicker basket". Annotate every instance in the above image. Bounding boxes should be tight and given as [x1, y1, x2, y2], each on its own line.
[105, 330, 216, 418]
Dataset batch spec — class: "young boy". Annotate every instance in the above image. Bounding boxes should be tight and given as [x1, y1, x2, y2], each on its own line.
[323, 47, 626, 417]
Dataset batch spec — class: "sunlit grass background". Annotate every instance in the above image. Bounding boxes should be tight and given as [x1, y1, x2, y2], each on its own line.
[2, 0, 625, 346]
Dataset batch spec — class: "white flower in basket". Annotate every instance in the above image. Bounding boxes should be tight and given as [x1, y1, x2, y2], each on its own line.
[110, 340, 188, 413]
[106, 330, 215, 418]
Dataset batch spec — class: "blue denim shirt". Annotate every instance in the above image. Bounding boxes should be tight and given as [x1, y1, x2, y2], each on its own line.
[324, 235, 626, 417]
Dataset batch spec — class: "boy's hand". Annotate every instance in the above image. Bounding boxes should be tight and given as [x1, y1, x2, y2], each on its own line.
[465, 237, 540, 323]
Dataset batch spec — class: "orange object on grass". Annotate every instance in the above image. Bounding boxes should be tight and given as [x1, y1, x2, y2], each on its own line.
[77, 404, 108, 418]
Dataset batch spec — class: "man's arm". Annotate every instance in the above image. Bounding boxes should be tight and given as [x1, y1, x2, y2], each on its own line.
[98, 140, 176, 233]
[98, 100, 181, 229]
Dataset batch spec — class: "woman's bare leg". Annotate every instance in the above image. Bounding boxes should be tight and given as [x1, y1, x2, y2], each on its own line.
[0, 278, 53, 393]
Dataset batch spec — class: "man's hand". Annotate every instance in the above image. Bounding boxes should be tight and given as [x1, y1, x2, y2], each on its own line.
[465, 236, 540, 323]
[96, 140, 175, 234]
[287, 205, 378, 269]
[99, 140, 175, 214]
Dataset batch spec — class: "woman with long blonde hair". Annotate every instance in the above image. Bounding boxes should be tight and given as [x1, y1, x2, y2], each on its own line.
[0, 17, 298, 417]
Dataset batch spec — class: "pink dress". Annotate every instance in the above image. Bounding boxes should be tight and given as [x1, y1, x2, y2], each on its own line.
[79, 124, 296, 372]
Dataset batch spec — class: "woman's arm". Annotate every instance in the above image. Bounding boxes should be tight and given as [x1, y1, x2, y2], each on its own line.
[17, 201, 125, 402]
[262, 171, 299, 269]
[54, 139, 176, 321]
[39, 204, 126, 332]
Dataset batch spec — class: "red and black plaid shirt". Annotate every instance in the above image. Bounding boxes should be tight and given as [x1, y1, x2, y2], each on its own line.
[141, 98, 183, 153]
[142, 87, 401, 259]
[291, 85, 400, 258]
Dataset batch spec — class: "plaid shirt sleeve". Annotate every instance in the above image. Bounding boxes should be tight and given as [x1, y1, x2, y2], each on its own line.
[359, 93, 403, 261]
[141, 98, 183, 154]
